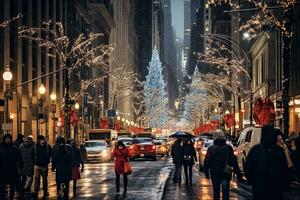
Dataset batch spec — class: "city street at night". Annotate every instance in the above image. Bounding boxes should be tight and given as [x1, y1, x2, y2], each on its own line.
[1, 0, 300, 199]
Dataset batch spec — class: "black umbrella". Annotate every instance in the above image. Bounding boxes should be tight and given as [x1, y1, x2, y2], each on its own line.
[169, 131, 195, 138]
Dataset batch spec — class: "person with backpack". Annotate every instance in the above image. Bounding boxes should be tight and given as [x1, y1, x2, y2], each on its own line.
[19, 135, 35, 193]
[204, 130, 242, 200]
[244, 125, 290, 200]
[33, 135, 52, 199]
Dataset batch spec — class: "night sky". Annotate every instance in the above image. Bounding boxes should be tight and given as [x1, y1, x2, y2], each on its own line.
[171, 0, 184, 39]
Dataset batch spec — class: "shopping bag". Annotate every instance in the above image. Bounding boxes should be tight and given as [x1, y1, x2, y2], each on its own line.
[124, 161, 132, 175]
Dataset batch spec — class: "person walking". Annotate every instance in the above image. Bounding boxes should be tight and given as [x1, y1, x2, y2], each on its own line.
[70, 140, 84, 196]
[33, 135, 52, 199]
[79, 142, 88, 164]
[183, 139, 197, 185]
[244, 125, 290, 200]
[19, 135, 35, 193]
[204, 130, 241, 200]
[112, 141, 129, 195]
[52, 144, 73, 199]
[171, 138, 184, 184]
[0, 134, 24, 200]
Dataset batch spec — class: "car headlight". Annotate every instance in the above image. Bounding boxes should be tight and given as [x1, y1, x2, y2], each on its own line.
[101, 150, 107, 157]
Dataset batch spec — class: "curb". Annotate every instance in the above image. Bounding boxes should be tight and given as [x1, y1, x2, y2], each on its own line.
[156, 158, 173, 200]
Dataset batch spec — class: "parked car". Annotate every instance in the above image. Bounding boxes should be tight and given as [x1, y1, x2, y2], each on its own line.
[84, 140, 112, 162]
[235, 126, 262, 171]
[153, 140, 169, 156]
[129, 138, 157, 161]
[117, 137, 133, 147]
[198, 139, 236, 171]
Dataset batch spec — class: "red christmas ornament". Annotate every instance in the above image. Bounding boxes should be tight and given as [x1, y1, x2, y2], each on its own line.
[253, 98, 276, 125]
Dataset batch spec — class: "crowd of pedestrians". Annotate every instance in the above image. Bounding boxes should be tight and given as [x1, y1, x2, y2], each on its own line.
[0, 133, 86, 200]
[170, 126, 300, 200]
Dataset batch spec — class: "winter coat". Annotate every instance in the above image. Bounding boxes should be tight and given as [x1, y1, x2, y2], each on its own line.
[79, 144, 88, 163]
[0, 143, 24, 184]
[112, 147, 129, 175]
[35, 143, 52, 167]
[71, 146, 83, 168]
[204, 139, 240, 180]
[52, 144, 73, 183]
[183, 143, 197, 165]
[244, 126, 289, 200]
[171, 141, 184, 164]
[19, 140, 35, 176]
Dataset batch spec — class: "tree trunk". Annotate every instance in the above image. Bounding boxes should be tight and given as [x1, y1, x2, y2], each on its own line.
[282, 5, 294, 138]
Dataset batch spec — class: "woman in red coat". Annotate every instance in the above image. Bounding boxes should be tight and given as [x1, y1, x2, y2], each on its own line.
[112, 141, 129, 194]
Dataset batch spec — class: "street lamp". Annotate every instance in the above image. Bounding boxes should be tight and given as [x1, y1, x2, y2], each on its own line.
[3, 67, 12, 126]
[39, 84, 46, 95]
[38, 84, 46, 136]
[74, 102, 80, 110]
[50, 91, 57, 142]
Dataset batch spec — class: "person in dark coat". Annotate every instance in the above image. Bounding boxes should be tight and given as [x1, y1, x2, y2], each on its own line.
[14, 133, 24, 148]
[171, 138, 184, 184]
[290, 136, 300, 180]
[112, 141, 129, 195]
[204, 130, 241, 200]
[183, 139, 197, 185]
[52, 144, 73, 199]
[0, 134, 24, 199]
[70, 140, 84, 196]
[33, 135, 52, 199]
[79, 143, 88, 163]
[244, 125, 289, 200]
[19, 135, 35, 192]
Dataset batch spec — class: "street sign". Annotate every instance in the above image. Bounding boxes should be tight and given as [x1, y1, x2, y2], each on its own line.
[2, 123, 13, 131]
[107, 110, 116, 118]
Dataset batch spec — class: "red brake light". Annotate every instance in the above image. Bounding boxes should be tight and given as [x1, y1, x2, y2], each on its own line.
[152, 145, 156, 150]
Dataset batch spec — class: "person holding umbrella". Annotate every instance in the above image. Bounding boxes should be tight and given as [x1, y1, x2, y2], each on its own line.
[171, 138, 184, 184]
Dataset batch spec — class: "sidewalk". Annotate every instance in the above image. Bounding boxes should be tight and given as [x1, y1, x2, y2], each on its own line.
[162, 165, 251, 200]
[162, 165, 300, 200]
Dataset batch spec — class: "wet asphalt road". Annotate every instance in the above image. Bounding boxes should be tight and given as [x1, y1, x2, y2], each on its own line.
[37, 156, 172, 200]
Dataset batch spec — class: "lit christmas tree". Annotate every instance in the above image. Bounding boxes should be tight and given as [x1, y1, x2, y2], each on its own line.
[184, 66, 207, 126]
[144, 47, 168, 128]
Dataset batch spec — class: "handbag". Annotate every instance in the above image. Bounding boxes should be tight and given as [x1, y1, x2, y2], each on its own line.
[124, 161, 132, 175]
[223, 147, 233, 178]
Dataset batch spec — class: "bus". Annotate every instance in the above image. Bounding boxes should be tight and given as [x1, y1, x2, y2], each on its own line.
[87, 129, 118, 146]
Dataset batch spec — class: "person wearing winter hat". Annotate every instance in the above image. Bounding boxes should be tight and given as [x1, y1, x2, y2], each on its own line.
[19, 135, 35, 193]
[204, 130, 242, 200]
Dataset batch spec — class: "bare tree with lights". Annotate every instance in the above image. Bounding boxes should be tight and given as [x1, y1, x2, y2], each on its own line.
[208, 0, 296, 136]
[18, 21, 114, 138]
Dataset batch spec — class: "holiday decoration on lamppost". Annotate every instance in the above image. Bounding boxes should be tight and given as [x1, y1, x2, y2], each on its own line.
[38, 84, 46, 136]
[50, 91, 57, 141]
[2, 67, 12, 127]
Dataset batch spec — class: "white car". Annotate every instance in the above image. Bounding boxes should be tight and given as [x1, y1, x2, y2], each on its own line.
[198, 139, 236, 171]
[84, 140, 112, 162]
[117, 137, 133, 147]
[235, 126, 263, 171]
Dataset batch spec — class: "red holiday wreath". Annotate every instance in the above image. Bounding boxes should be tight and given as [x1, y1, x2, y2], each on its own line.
[253, 98, 275, 125]
[224, 114, 235, 128]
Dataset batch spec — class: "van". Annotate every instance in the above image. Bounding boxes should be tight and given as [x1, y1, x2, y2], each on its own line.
[236, 127, 262, 171]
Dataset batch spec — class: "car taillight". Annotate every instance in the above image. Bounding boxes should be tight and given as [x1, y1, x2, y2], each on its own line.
[201, 150, 207, 155]
[129, 145, 133, 150]
[152, 145, 156, 150]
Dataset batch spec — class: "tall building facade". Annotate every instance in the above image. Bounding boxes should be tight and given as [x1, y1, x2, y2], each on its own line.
[0, 0, 114, 143]
[110, 0, 137, 120]
[183, 0, 191, 70]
